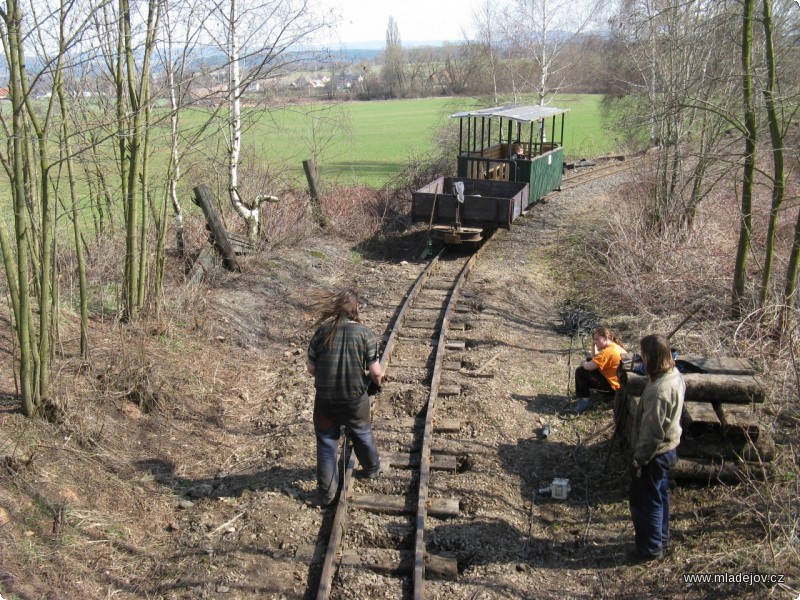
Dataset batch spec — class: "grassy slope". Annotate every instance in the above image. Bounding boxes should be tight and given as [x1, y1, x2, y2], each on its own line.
[557, 94, 617, 159]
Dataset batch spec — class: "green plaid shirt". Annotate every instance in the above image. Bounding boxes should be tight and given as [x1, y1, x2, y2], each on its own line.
[308, 319, 379, 402]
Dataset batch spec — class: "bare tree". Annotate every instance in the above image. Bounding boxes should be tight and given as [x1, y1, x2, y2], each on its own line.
[119, 0, 161, 320]
[440, 41, 486, 96]
[157, 0, 204, 260]
[757, 0, 794, 310]
[605, 0, 797, 318]
[507, 0, 606, 105]
[0, 0, 108, 413]
[0, 0, 37, 415]
[471, 0, 503, 105]
[605, 0, 741, 232]
[405, 46, 439, 97]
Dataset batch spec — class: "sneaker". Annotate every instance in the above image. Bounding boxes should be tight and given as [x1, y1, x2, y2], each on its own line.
[572, 397, 594, 413]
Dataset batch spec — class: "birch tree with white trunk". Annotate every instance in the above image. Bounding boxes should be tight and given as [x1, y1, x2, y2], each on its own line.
[508, 0, 607, 106]
[200, 0, 334, 242]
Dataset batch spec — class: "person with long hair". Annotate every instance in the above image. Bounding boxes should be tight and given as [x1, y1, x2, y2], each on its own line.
[628, 334, 685, 562]
[573, 326, 626, 411]
[306, 288, 383, 507]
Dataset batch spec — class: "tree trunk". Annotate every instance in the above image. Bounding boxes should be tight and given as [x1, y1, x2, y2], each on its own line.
[138, 108, 151, 310]
[152, 185, 169, 317]
[225, 0, 261, 242]
[780, 215, 800, 334]
[164, 7, 185, 258]
[56, 75, 89, 359]
[624, 372, 765, 404]
[731, 0, 756, 319]
[120, 0, 138, 320]
[193, 184, 241, 273]
[5, 0, 35, 415]
[120, 0, 160, 320]
[34, 120, 54, 406]
[757, 0, 785, 311]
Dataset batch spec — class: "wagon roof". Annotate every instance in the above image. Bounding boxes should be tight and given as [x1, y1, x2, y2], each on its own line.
[450, 105, 569, 122]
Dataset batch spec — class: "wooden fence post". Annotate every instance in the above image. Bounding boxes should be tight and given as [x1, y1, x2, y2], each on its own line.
[302, 158, 328, 228]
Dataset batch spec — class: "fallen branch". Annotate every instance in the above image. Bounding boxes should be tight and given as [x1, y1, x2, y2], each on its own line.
[208, 511, 245, 537]
[472, 350, 502, 375]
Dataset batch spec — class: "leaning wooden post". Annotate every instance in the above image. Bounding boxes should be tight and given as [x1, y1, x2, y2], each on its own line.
[302, 158, 328, 228]
[192, 184, 240, 273]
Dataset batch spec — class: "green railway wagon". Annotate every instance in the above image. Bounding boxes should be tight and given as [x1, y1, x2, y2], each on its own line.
[451, 105, 568, 206]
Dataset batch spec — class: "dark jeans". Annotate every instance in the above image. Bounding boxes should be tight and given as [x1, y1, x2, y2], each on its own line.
[313, 392, 380, 503]
[574, 366, 612, 398]
[629, 449, 678, 557]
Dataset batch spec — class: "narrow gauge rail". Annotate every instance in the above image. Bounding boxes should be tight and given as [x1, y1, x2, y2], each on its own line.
[314, 237, 495, 599]
[560, 155, 644, 190]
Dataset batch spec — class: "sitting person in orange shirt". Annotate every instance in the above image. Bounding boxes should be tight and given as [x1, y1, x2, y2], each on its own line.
[573, 326, 626, 411]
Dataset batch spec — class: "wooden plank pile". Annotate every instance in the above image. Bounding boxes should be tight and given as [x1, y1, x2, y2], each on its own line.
[615, 357, 773, 483]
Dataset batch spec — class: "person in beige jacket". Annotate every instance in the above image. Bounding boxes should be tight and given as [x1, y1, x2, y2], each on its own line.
[628, 334, 685, 562]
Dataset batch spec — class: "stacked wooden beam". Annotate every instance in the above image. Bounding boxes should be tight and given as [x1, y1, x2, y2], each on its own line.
[615, 357, 772, 483]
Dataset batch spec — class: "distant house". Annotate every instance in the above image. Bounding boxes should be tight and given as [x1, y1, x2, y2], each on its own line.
[333, 73, 363, 93]
[246, 78, 280, 96]
[289, 76, 329, 95]
[188, 83, 228, 105]
[0, 87, 9, 101]
[429, 70, 452, 92]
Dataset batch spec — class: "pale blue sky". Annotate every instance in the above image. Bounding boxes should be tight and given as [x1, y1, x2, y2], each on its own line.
[328, 0, 482, 45]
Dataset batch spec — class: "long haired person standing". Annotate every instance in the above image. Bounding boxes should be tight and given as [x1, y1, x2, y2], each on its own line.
[628, 334, 685, 562]
[306, 289, 383, 506]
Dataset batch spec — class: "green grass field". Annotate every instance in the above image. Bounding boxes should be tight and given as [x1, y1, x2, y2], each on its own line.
[222, 94, 617, 188]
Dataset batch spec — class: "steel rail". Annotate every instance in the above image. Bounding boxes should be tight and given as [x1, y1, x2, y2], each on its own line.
[379, 246, 449, 377]
[314, 228, 499, 599]
[412, 233, 495, 600]
[315, 246, 448, 600]
[561, 155, 644, 189]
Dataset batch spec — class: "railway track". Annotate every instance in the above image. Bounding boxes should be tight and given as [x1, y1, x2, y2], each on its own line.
[560, 155, 644, 190]
[312, 237, 494, 599]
